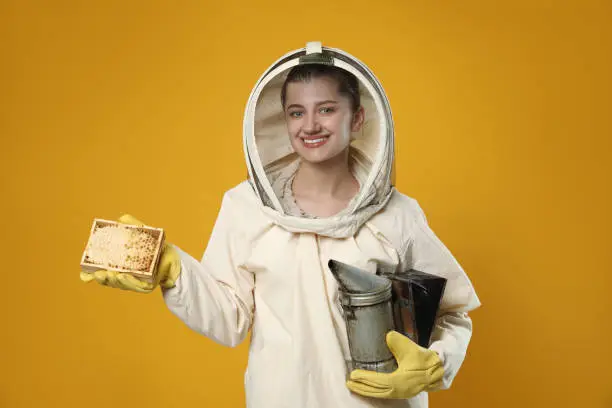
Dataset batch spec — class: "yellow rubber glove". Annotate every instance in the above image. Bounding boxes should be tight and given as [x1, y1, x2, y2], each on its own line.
[79, 214, 181, 293]
[346, 331, 444, 399]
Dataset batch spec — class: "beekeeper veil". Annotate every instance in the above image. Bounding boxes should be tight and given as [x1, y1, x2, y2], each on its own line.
[243, 42, 395, 238]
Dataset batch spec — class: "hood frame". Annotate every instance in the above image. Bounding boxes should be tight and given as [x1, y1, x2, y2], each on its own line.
[242, 42, 396, 238]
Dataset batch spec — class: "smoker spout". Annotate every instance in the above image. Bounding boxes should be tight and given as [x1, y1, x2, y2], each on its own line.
[328, 259, 391, 293]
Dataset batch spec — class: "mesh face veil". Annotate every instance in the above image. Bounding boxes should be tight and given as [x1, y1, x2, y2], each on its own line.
[243, 42, 396, 238]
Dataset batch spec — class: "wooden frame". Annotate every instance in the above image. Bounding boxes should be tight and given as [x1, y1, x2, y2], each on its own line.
[80, 218, 165, 283]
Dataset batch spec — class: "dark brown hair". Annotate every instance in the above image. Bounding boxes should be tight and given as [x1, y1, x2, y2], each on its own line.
[280, 64, 361, 113]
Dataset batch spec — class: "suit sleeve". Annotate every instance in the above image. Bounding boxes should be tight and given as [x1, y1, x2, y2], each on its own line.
[161, 193, 255, 348]
[401, 199, 481, 389]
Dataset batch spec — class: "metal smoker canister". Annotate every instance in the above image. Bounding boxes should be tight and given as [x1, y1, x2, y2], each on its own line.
[338, 277, 398, 373]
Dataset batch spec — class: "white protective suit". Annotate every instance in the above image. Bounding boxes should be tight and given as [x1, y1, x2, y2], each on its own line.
[162, 42, 481, 408]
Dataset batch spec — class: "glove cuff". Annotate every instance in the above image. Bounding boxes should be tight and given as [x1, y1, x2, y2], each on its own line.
[158, 244, 181, 289]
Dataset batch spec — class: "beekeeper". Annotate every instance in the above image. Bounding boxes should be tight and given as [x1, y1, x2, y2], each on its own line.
[81, 42, 481, 408]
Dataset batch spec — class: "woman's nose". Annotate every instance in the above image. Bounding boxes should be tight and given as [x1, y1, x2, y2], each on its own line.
[302, 113, 321, 134]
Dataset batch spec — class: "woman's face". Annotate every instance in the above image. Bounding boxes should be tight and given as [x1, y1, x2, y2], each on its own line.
[284, 76, 364, 164]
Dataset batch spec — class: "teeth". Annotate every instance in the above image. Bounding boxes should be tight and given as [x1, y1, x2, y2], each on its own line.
[303, 137, 327, 144]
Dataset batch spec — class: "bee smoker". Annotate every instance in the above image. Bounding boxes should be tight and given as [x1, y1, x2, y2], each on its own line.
[329, 260, 398, 373]
[328, 259, 446, 374]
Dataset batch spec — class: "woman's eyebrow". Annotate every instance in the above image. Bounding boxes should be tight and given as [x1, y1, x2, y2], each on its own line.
[286, 100, 339, 110]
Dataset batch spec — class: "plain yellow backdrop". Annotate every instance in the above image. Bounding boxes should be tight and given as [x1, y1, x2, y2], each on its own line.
[1, 1, 611, 407]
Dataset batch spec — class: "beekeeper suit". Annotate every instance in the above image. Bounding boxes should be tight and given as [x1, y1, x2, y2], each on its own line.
[83, 42, 480, 408]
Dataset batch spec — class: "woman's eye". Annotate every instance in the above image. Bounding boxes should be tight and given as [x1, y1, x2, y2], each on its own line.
[289, 111, 303, 118]
[320, 107, 335, 114]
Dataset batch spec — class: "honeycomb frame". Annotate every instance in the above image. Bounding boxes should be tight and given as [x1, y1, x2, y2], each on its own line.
[80, 218, 165, 283]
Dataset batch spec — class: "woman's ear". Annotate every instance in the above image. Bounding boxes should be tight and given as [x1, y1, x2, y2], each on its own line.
[351, 106, 365, 132]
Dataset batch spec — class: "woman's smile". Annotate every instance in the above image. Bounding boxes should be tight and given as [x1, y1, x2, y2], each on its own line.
[300, 135, 330, 148]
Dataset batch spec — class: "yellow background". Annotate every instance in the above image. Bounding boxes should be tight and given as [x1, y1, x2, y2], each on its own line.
[1, 1, 611, 407]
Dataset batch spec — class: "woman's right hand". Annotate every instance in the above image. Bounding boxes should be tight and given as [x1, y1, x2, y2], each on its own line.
[79, 214, 182, 294]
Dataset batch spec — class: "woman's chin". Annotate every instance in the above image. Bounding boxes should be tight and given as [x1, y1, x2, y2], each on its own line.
[295, 148, 348, 165]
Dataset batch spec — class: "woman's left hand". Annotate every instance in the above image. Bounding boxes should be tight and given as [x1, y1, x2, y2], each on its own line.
[346, 331, 444, 399]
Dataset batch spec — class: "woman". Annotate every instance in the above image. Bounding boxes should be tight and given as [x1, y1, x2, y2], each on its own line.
[81, 42, 481, 408]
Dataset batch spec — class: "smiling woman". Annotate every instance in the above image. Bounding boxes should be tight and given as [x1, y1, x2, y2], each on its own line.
[78, 41, 480, 408]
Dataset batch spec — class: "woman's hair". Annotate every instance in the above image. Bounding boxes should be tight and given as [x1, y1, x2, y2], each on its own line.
[280, 64, 361, 113]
